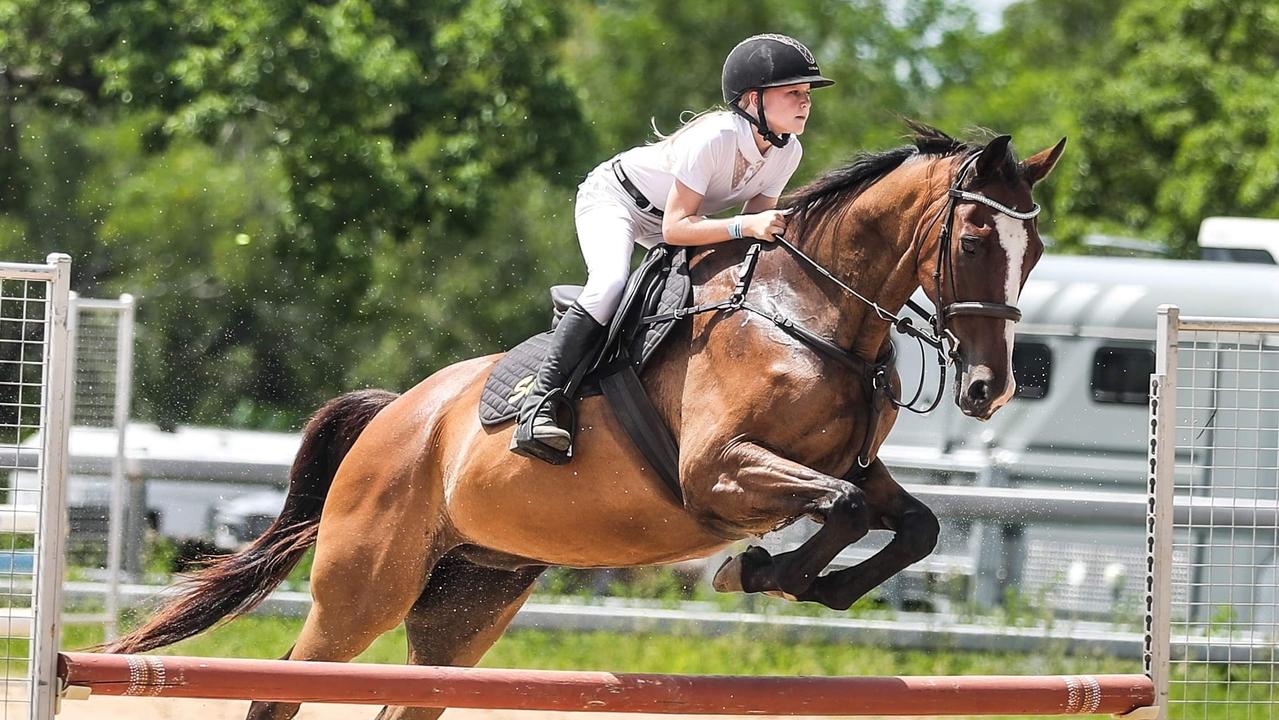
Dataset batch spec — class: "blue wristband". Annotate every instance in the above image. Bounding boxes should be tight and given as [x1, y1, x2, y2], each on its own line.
[728, 218, 743, 240]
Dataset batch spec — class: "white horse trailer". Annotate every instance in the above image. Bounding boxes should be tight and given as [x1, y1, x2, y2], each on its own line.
[1198, 216, 1279, 264]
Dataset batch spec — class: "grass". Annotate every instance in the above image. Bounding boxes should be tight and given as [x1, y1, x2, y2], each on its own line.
[74, 614, 1136, 674]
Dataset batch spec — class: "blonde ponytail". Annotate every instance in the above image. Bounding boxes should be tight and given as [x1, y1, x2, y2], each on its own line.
[648, 106, 732, 146]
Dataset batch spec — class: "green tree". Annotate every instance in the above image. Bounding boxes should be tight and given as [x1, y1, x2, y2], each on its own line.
[5, 0, 589, 256]
[1, 0, 596, 427]
[1071, 0, 1279, 256]
[943, 0, 1279, 254]
[9, 0, 1170, 430]
[924, 0, 1122, 250]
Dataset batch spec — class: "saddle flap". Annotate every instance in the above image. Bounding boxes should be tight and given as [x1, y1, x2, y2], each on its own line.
[601, 245, 691, 367]
[479, 245, 692, 428]
[478, 331, 555, 427]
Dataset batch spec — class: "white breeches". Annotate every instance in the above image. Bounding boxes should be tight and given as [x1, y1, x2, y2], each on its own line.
[572, 163, 663, 325]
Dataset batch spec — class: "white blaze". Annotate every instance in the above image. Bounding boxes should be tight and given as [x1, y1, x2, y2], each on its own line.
[991, 214, 1031, 407]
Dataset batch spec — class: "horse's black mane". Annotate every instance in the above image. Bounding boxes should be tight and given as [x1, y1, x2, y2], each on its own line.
[783, 121, 990, 238]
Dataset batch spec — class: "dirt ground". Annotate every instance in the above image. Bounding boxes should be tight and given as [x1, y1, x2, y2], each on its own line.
[57, 697, 852, 720]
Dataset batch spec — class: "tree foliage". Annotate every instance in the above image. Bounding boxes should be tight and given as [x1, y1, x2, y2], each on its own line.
[0, 0, 1267, 427]
[3, 0, 592, 427]
[1072, 0, 1279, 255]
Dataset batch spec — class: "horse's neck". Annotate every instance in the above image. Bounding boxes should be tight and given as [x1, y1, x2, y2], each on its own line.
[792, 171, 940, 360]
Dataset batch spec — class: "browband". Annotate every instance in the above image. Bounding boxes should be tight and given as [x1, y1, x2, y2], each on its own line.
[948, 189, 1041, 221]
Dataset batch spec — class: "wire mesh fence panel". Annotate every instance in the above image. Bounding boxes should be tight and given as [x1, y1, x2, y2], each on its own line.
[0, 274, 48, 719]
[65, 300, 132, 568]
[0, 258, 70, 720]
[63, 297, 133, 640]
[71, 307, 121, 430]
[1157, 312, 1279, 720]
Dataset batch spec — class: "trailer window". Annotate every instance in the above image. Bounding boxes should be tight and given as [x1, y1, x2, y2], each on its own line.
[1091, 346, 1155, 404]
[1012, 342, 1052, 400]
[1200, 247, 1278, 265]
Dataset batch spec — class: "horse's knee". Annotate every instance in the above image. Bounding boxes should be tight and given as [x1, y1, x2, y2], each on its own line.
[899, 504, 939, 562]
[832, 486, 871, 541]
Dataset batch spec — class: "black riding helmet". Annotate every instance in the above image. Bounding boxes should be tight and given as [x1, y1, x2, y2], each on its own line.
[722, 34, 834, 148]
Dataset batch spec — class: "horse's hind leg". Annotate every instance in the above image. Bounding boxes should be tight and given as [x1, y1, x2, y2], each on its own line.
[245, 521, 449, 720]
[797, 459, 939, 610]
[375, 551, 546, 720]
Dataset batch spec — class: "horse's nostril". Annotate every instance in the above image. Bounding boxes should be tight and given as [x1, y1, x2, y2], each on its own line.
[967, 379, 989, 403]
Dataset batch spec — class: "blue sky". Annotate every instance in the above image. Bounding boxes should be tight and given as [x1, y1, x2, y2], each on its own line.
[967, 0, 1015, 31]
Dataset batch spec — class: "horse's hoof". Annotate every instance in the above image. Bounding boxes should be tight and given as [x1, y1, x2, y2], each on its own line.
[763, 589, 799, 602]
[712, 554, 745, 593]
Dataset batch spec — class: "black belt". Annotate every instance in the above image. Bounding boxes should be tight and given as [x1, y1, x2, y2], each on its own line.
[610, 159, 663, 218]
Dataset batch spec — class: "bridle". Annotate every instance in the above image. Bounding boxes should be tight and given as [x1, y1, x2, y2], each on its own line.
[773, 148, 1041, 416]
[930, 151, 1039, 338]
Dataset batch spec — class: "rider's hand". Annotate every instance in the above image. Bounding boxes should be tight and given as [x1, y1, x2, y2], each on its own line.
[742, 210, 788, 241]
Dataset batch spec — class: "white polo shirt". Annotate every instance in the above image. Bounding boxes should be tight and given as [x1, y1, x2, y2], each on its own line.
[617, 112, 803, 219]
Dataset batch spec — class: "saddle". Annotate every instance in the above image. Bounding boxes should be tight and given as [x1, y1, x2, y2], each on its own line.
[480, 245, 692, 499]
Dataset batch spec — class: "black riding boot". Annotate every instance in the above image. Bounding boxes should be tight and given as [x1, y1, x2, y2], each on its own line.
[510, 302, 606, 464]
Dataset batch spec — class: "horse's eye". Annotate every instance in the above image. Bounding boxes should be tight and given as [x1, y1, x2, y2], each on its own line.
[960, 234, 980, 253]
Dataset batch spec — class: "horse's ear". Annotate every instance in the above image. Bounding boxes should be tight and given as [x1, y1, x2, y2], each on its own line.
[1021, 137, 1068, 187]
[974, 135, 1014, 182]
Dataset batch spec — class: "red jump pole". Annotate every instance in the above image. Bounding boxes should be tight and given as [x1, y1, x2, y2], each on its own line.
[58, 653, 1154, 716]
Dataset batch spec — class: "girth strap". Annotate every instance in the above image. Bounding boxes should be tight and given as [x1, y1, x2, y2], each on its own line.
[599, 362, 683, 502]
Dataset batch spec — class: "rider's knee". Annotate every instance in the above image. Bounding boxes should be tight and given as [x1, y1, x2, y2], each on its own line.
[579, 275, 628, 321]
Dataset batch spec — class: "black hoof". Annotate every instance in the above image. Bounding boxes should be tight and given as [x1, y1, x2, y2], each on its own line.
[713, 545, 775, 594]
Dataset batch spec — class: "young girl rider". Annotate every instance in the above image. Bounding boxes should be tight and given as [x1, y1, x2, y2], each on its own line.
[513, 33, 834, 463]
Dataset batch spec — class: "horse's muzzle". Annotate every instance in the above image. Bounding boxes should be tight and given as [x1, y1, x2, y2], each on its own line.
[956, 363, 1010, 421]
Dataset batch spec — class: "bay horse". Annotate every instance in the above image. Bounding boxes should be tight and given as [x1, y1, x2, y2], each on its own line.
[106, 123, 1065, 720]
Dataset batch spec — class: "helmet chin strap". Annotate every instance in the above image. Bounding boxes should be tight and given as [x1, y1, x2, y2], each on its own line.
[732, 92, 790, 149]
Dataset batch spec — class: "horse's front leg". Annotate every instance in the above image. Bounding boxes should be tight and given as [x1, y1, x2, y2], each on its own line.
[796, 458, 940, 610]
[694, 440, 870, 601]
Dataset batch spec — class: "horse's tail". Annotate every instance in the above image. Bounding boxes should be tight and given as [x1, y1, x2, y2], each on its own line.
[103, 388, 400, 654]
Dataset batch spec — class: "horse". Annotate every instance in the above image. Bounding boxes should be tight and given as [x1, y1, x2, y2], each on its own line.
[105, 122, 1066, 720]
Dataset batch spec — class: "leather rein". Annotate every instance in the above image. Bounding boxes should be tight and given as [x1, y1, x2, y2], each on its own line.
[641, 149, 1040, 470]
